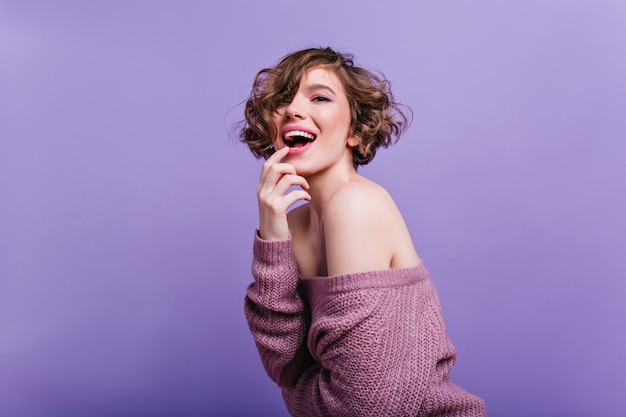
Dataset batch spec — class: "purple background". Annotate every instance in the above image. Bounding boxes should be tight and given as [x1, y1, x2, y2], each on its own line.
[1, 1, 625, 416]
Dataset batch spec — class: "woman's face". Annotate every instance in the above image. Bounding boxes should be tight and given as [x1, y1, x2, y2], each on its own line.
[272, 66, 357, 177]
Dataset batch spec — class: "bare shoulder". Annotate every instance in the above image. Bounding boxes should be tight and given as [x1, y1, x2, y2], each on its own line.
[323, 178, 420, 276]
[325, 179, 394, 216]
[324, 178, 407, 236]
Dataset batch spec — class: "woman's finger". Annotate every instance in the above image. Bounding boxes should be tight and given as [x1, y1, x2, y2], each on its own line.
[258, 171, 310, 210]
[259, 146, 290, 181]
[261, 187, 312, 217]
[283, 189, 312, 206]
[272, 174, 310, 196]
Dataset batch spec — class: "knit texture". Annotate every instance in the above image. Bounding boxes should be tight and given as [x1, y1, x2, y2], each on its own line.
[245, 233, 486, 417]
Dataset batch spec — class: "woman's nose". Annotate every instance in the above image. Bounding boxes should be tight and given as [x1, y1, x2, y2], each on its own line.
[284, 98, 306, 120]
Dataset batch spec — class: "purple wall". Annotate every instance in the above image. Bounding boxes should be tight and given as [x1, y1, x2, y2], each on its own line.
[2, 1, 625, 416]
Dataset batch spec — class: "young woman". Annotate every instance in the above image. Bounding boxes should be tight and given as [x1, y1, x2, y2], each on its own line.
[240, 47, 486, 417]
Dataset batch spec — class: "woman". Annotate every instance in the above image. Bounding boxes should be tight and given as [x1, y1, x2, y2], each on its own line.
[241, 47, 486, 416]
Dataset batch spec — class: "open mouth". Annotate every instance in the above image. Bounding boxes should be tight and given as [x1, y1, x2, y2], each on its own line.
[283, 130, 317, 148]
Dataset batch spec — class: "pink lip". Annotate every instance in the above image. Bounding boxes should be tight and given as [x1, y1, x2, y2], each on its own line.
[287, 140, 314, 156]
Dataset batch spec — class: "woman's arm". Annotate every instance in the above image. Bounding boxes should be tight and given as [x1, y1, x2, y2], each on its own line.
[244, 234, 314, 387]
[245, 147, 313, 385]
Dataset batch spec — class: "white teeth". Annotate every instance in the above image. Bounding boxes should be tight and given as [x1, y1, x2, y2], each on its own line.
[284, 130, 316, 140]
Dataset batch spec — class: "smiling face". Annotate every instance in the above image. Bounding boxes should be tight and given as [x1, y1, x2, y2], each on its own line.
[272, 67, 358, 177]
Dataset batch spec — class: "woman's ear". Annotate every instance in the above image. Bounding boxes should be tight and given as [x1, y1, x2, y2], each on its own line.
[347, 135, 360, 148]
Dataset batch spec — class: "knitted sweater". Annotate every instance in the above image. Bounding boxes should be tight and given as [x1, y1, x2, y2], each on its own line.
[244, 233, 486, 417]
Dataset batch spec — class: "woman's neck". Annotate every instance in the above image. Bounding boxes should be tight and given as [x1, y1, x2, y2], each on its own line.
[305, 160, 360, 224]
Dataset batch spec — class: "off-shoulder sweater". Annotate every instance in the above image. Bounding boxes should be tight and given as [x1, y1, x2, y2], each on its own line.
[244, 233, 486, 417]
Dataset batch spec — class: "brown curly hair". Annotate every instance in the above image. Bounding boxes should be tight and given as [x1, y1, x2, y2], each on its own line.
[240, 47, 411, 167]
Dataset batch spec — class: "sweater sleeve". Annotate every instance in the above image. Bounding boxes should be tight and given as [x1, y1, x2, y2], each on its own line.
[244, 232, 314, 387]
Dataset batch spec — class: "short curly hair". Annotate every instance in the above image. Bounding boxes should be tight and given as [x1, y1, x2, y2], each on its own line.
[240, 47, 411, 167]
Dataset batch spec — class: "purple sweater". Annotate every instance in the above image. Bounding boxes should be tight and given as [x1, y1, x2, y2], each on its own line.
[244, 233, 486, 416]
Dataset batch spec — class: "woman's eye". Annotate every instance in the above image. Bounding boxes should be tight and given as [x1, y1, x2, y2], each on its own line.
[312, 96, 330, 102]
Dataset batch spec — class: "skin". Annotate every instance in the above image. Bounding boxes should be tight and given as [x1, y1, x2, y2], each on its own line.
[257, 67, 420, 277]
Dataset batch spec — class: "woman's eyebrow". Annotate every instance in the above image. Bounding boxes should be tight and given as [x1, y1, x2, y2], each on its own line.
[304, 84, 337, 95]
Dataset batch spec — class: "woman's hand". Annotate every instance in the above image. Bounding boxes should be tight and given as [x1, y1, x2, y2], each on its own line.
[257, 146, 311, 241]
